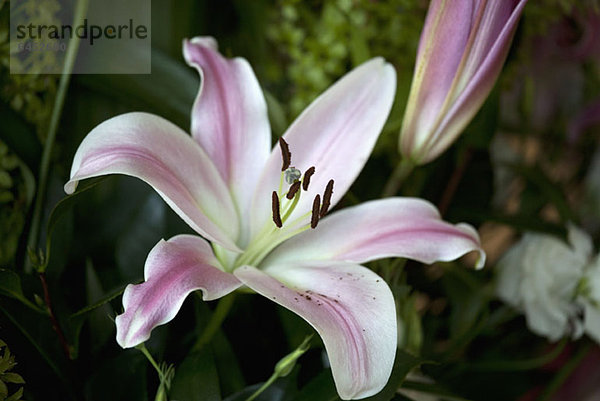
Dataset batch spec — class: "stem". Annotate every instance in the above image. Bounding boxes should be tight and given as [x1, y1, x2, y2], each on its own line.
[137, 344, 174, 401]
[39, 272, 72, 359]
[192, 293, 236, 352]
[437, 149, 472, 216]
[382, 158, 414, 197]
[245, 374, 279, 401]
[25, 0, 89, 273]
[137, 343, 163, 379]
[466, 338, 568, 372]
[537, 342, 591, 401]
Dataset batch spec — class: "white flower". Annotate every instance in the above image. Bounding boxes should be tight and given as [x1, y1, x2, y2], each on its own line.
[496, 225, 592, 341]
[580, 256, 600, 343]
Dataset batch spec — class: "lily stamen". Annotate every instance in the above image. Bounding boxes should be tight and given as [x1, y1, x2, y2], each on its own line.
[311, 194, 321, 229]
[279, 137, 291, 171]
[320, 179, 334, 217]
[302, 166, 315, 191]
[286, 181, 301, 199]
[272, 191, 282, 228]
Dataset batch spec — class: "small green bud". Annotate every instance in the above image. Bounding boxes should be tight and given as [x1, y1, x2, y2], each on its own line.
[274, 335, 312, 377]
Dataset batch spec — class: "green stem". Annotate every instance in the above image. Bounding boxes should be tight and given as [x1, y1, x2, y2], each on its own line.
[466, 338, 568, 372]
[25, 0, 89, 273]
[245, 374, 279, 401]
[137, 344, 173, 401]
[137, 343, 163, 379]
[382, 158, 414, 197]
[245, 335, 313, 401]
[537, 342, 591, 401]
[192, 293, 236, 352]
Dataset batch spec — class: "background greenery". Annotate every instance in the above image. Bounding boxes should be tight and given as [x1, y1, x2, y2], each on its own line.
[1, 0, 600, 400]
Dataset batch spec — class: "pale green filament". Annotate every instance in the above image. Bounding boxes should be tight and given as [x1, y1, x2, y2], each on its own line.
[232, 171, 313, 270]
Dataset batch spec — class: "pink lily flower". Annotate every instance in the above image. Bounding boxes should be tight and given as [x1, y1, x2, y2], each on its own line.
[400, 0, 528, 165]
[65, 37, 485, 399]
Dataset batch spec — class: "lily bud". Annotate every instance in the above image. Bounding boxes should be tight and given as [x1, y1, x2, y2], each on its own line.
[400, 0, 527, 164]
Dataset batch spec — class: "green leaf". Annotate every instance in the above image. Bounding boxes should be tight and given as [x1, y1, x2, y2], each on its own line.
[363, 349, 430, 401]
[71, 260, 115, 353]
[1, 372, 25, 384]
[35, 176, 106, 272]
[170, 347, 221, 401]
[0, 347, 11, 373]
[0, 269, 42, 312]
[5, 387, 24, 401]
[0, 269, 25, 301]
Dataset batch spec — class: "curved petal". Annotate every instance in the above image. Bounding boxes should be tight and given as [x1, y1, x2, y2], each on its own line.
[423, 0, 527, 162]
[400, 0, 477, 157]
[116, 235, 242, 348]
[264, 197, 485, 268]
[234, 262, 396, 400]
[65, 112, 240, 251]
[184, 37, 271, 243]
[250, 58, 396, 236]
[584, 302, 600, 344]
[455, 1, 523, 92]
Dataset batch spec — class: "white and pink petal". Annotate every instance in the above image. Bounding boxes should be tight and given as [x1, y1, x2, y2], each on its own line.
[64, 112, 241, 251]
[184, 37, 271, 241]
[264, 197, 485, 268]
[234, 262, 396, 400]
[250, 58, 396, 236]
[116, 235, 242, 348]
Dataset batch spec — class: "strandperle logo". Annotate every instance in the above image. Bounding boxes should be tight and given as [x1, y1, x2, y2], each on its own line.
[16, 18, 148, 46]
[10, 0, 151, 74]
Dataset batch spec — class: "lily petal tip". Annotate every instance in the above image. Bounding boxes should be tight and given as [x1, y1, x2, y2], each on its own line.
[183, 36, 219, 64]
[64, 180, 77, 195]
[115, 313, 147, 349]
[187, 36, 218, 49]
[475, 252, 487, 269]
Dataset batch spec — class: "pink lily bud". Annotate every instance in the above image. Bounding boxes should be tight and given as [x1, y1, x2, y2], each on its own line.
[400, 0, 528, 164]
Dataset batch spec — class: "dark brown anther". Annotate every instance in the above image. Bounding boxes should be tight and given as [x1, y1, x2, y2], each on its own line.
[279, 137, 291, 171]
[320, 179, 334, 217]
[302, 166, 315, 191]
[311, 194, 321, 229]
[286, 181, 301, 199]
[272, 191, 282, 228]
